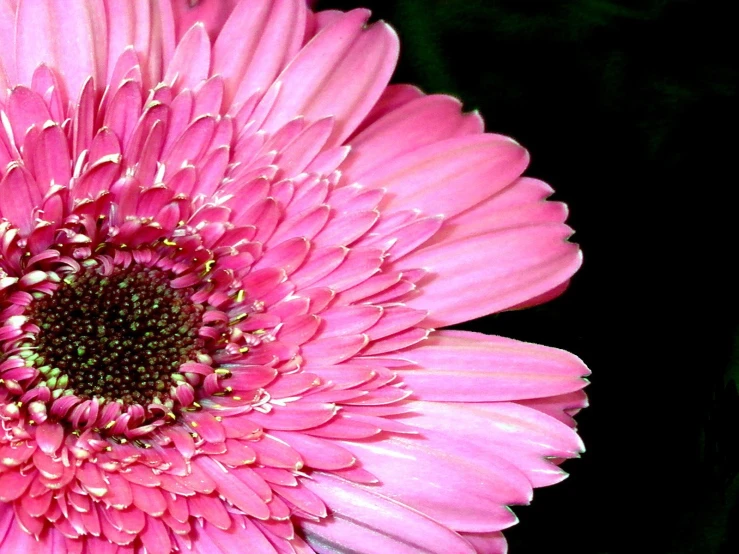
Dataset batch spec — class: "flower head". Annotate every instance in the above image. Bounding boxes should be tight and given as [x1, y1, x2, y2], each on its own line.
[0, 1, 588, 553]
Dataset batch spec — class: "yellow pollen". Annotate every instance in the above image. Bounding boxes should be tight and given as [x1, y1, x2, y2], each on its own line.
[236, 290, 245, 303]
[230, 313, 247, 324]
[163, 239, 177, 246]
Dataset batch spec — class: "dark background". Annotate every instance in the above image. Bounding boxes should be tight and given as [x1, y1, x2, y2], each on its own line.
[315, 1, 738, 552]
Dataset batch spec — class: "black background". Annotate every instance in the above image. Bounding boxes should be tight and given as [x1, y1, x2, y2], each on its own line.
[315, 1, 738, 552]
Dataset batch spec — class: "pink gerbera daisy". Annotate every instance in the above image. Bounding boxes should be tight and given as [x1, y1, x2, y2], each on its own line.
[0, 1, 589, 553]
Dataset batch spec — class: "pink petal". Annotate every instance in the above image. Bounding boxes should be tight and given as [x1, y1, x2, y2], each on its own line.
[301, 334, 369, 365]
[0, 1, 15, 88]
[343, 94, 483, 180]
[355, 83, 425, 132]
[317, 305, 383, 338]
[164, 22, 211, 91]
[270, 431, 355, 470]
[405, 400, 584, 487]
[301, 472, 476, 553]
[398, 224, 582, 326]
[176, 519, 278, 554]
[0, 162, 42, 234]
[355, 134, 529, 218]
[15, 0, 104, 100]
[517, 389, 590, 428]
[6, 86, 51, 145]
[34, 422, 64, 455]
[246, 402, 337, 431]
[139, 515, 171, 554]
[259, 9, 399, 147]
[462, 532, 509, 554]
[340, 434, 528, 532]
[170, 0, 239, 40]
[213, 0, 307, 108]
[428, 176, 569, 247]
[397, 330, 588, 401]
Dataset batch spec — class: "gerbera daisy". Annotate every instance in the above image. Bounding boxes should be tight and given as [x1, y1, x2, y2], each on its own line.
[0, 1, 589, 553]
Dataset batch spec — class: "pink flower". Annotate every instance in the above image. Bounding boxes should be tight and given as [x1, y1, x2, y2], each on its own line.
[0, 1, 589, 553]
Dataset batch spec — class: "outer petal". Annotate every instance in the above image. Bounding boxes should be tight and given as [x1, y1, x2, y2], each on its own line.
[429, 177, 569, 245]
[15, 0, 106, 99]
[396, 330, 589, 402]
[170, 0, 239, 40]
[301, 473, 476, 554]
[352, 134, 529, 219]
[397, 223, 581, 326]
[340, 434, 530, 532]
[403, 400, 585, 487]
[517, 389, 590, 428]
[213, 0, 307, 109]
[342, 94, 483, 180]
[258, 9, 399, 147]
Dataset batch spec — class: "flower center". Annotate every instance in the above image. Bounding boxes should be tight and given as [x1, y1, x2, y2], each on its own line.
[27, 266, 205, 407]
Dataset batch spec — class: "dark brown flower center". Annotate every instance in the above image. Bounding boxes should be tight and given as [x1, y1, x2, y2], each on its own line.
[28, 266, 205, 406]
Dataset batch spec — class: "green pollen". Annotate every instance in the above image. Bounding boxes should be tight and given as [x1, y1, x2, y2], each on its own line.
[27, 265, 205, 406]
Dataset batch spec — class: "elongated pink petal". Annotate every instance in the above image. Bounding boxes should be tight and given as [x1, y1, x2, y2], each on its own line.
[396, 330, 589, 401]
[404, 400, 584, 487]
[15, 0, 104, 100]
[354, 135, 529, 219]
[344, 94, 483, 179]
[171, 0, 239, 40]
[399, 224, 582, 326]
[164, 22, 211, 91]
[259, 9, 399, 147]
[340, 435, 530, 532]
[213, 0, 306, 108]
[302, 473, 476, 554]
